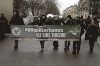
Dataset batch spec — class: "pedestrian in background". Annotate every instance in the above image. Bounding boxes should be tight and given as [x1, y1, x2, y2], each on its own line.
[0, 13, 8, 39]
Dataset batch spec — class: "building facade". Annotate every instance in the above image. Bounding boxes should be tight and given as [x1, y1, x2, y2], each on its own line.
[78, 0, 100, 18]
[78, 0, 90, 18]
[63, 5, 78, 18]
[0, 0, 13, 21]
[89, 0, 100, 16]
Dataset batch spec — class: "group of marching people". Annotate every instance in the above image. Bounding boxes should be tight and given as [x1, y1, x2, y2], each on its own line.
[28, 14, 99, 55]
[31, 14, 99, 55]
[0, 11, 100, 55]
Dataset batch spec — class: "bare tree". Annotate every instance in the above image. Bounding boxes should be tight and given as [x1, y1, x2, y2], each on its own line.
[45, 0, 60, 15]
[30, 0, 46, 16]
[13, 0, 60, 16]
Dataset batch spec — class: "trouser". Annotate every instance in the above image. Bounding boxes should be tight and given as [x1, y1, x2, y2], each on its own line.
[0, 30, 5, 40]
[85, 34, 88, 40]
[64, 41, 70, 51]
[40, 41, 45, 49]
[89, 39, 95, 53]
[0, 33, 4, 40]
[53, 41, 59, 50]
[73, 41, 80, 54]
[14, 40, 18, 50]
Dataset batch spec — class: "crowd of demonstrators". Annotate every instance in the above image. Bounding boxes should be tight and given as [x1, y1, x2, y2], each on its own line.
[27, 14, 84, 54]
[0, 11, 99, 54]
[31, 14, 99, 54]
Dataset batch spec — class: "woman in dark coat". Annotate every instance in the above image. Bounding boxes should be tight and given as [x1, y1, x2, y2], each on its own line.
[86, 20, 98, 54]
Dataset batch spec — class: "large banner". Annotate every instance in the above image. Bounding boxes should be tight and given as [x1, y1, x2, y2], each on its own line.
[11, 25, 81, 40]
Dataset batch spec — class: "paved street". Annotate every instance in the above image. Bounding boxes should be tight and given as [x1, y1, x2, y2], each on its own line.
[0, 35, 100, 66]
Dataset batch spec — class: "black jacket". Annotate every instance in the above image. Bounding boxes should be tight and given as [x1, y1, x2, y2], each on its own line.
[86, 24, 98, 39]
[10, 14, 24, 25]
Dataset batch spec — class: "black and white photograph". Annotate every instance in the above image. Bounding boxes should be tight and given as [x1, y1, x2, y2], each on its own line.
[0, 0, 100, 66]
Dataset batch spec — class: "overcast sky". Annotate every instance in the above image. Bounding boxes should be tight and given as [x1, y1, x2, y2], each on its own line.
[58, 0, 79, 15]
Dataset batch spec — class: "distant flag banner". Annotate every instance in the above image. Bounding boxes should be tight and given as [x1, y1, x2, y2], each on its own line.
[11, 25, 81, 40]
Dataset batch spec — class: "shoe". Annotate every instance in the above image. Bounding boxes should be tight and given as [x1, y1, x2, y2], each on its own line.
[77, 51, 79, 54]
[64, 50, 67, 53]
[14, 46, 18, 51]
[41, 50, 44, 53]
[53, 47, 58, 50]
[89, 48, 93, 54]
[72, 52, 76, 55]
[67, 48, 69, 50]
[89, 50, 93, 54]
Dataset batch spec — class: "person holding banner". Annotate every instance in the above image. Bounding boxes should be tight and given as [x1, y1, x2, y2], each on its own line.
[10, 11, 24, 25]
[72, 16, 86, 55]
[10, 11, 24, 50]
[39, 14, 47, 52]
[64, 15, 74, 52]
[52, 16, 61, 50]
